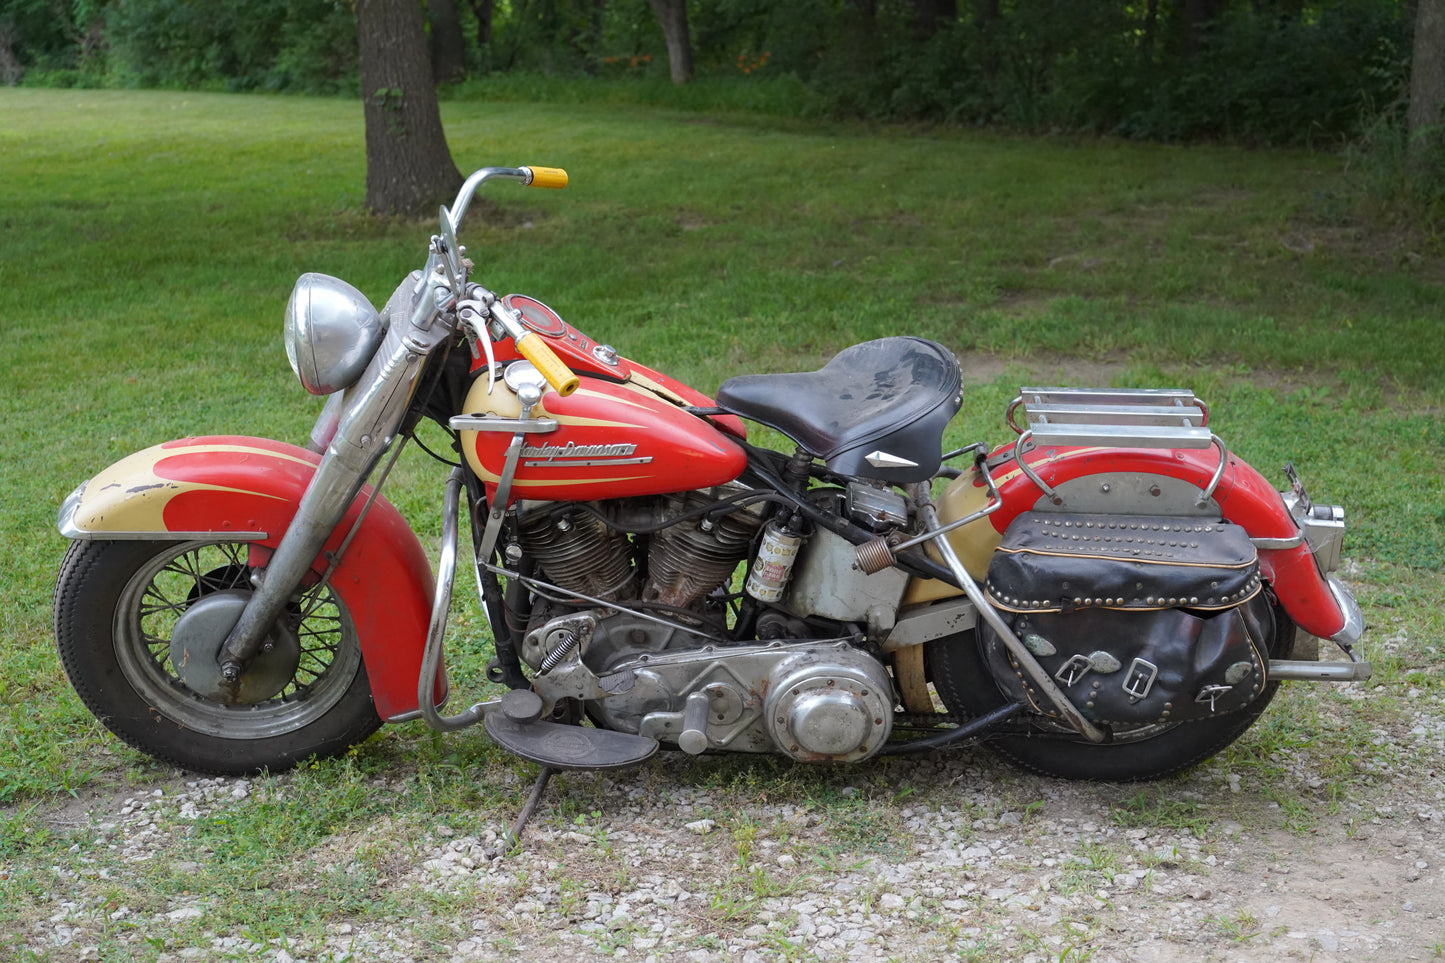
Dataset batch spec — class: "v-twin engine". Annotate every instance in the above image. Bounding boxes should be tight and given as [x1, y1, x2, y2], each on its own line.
[514, 487, 763, 610]
[513, 486, 898, 762]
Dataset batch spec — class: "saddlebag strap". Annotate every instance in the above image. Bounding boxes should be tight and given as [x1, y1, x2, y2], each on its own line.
[985, 512, 1260, 614]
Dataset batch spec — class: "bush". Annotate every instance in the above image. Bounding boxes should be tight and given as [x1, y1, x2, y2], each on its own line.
[104, 0, 356, 94]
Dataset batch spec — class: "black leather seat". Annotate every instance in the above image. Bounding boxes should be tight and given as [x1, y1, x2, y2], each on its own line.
[715, 337, 962, 483]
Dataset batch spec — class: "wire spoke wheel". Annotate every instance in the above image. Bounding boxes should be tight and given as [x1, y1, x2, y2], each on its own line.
[114, 541, 360, 738]
[56, 538, 381, 774]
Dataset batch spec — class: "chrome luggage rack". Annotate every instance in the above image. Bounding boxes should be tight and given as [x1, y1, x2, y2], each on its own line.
[1005, 387, 1227, 507]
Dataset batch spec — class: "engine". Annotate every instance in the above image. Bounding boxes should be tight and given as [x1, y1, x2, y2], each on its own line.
[509, 485, 900, 763]
[523, 612, 895, 763]
[514, 486, 764, 613]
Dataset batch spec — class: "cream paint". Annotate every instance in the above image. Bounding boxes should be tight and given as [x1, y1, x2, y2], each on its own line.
[72, 441, 291, 534]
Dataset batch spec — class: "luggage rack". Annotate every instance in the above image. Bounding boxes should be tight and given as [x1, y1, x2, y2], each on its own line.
[1005, 387, 1227, 508]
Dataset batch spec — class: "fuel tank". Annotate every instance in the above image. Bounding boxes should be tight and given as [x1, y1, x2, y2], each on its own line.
[458, 365, 747, 504]
[459, 294, 747, 503]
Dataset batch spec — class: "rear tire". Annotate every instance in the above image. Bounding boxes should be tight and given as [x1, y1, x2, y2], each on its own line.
[925, 596, 1296, 781]
[54, 539, 382, 775]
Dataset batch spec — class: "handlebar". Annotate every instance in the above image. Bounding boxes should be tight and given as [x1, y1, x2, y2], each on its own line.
[447, 165, 569, 227]
[489, 300, 580, 397]
[445, 166, 579, 398]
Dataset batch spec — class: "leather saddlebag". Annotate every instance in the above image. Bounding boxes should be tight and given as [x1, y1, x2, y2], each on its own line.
[981, 513, 1271, 726]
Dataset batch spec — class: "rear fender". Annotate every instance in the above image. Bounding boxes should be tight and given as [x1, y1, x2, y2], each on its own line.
[59, 436, 436, 720]
[929, 444, 1350, 640]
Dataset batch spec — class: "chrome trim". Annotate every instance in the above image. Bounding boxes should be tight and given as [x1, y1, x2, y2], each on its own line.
[448, 414, 559, 433]
[523, 457, 653, 468]
[417, 469, 492, 731]
[886, 449, 1004, 556]
[1268, 659, 1372, 682]
[448, 167, 530, 228]
[1327, 576, 1366, 649]
[57, 483, 87, 539]
[1251, 533, 1305, 550]
[1194, 434, 1228, 508]
[912, 483, 1106, 743]
[1013, 430, 1061, 504]
[865, 451, 919, 470]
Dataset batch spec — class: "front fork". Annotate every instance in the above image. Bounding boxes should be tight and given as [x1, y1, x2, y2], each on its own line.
[216, 274, 455, 682]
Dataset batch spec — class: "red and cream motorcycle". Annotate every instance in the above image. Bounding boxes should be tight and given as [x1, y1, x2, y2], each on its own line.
[54, 166, 1367, 786]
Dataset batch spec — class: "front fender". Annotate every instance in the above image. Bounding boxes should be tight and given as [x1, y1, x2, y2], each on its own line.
[60, 436, 435, 720]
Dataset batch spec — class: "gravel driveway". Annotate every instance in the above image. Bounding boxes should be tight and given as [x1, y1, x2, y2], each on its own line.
[19, 673, 1445, 963]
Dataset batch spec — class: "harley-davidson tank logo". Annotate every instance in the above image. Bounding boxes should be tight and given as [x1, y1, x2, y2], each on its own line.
[520, 440, 652, 468]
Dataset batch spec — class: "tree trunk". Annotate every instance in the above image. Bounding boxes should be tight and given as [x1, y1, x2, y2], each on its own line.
[589, 0, 607, 74]
[429, 0, 469, 83]
[357, 0, 463, 216]
[1181, 0, 1217, 58]
[909, 0, 957, 39]
[1141, 0, 1160, 62]
[646, 0, 693, 85]
[469, 0, 494, 48]
[1409, 0, 1445, 169]
[974, 0, 1000, 96]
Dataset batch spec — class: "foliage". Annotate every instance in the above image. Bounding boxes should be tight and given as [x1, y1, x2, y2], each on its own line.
[0, 0, 358, 93]
[104, 0, 358, 93]
[0, 0, 1420, 151]
[1347, 106, 1445, 230]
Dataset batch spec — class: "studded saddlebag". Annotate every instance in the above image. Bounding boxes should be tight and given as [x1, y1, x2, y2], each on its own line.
[980, 513, 1270, 726]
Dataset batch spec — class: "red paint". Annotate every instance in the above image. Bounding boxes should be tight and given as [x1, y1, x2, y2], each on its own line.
[978, 443, 1346, 639]
[469, 293, 747, 441]
[468, 377, 747, 504]
[153, 436, 438, 719]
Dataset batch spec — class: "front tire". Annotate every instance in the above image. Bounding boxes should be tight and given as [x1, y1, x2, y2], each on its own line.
[54, 539, 382, 775]
[925, 596, 1296, 781]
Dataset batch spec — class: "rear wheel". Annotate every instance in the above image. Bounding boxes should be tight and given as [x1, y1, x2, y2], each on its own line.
[925, 595, 1295, 781]
[54, 539, 381, 775]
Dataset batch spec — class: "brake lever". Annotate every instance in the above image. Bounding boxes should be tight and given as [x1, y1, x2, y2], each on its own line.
[457, 298, 498, 394]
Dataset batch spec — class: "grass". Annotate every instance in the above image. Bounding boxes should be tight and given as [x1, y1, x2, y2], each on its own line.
[0, 86, 1443, 959]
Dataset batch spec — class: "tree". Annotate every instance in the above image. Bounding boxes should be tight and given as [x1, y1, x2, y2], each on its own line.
[908, 0, 956, 39]
[469, 0, 494, 50]
[356, 0, 463, 215]
[1409, 0, 1445, 171]
[646, 0, 691, 84]
[429, 0, 468, 83]
[1181, 0, 1218, 58]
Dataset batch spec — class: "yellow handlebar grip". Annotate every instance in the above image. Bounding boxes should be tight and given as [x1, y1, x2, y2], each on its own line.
[526, 166, 569, 189]
[515, 332, 580, 396]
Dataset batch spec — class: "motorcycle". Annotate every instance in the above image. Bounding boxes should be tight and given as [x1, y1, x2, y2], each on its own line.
[54, 165, 1369, 789]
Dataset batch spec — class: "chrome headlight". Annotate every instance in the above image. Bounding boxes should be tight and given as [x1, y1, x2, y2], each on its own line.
[283, 273, 385, 395]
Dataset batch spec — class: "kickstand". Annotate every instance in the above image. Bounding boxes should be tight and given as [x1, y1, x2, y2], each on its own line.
[504, 765, 556, 850]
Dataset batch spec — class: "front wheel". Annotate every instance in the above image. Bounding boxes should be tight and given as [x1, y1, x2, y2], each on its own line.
[925, 595, 1296, 782]
[54, 539, 382, 775]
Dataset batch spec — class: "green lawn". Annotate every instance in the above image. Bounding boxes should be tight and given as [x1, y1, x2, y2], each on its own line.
[0, 87, 1442, 956]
